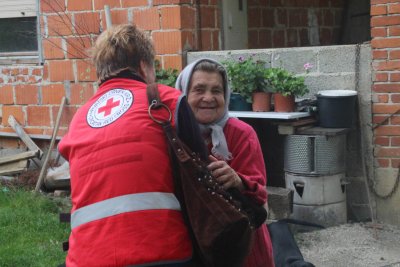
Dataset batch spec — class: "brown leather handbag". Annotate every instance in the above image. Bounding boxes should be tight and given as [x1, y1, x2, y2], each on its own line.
[147, 84, 266, 267]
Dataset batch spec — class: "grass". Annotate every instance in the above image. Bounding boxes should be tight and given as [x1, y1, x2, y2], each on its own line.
[0, 185, 70, 267]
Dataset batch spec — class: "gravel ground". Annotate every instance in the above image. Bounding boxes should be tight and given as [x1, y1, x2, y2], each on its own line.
[295, 223, 400, 267]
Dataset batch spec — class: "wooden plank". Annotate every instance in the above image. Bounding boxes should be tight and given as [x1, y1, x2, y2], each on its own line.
[0, 160, 28, 175]
[36, 97, 66, 192]
[0, 131, 61, 141]
[267, 186, 293, 220]
[8, 115, 43, 159]
[0, 150, 39, 165]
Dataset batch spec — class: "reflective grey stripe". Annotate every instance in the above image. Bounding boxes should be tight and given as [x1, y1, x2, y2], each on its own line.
[71, 192, 181, 229]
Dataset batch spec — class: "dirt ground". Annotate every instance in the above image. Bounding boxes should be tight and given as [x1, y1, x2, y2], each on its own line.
[295, 222, 400, 267]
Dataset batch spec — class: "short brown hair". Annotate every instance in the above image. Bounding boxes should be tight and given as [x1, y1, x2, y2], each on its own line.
[91, 24, 155, 81]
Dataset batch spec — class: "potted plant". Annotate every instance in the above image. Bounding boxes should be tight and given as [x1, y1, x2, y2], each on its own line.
[264, 67, 309, 112]
[223, 56, 271, 112]
[155, 59, 179, 87]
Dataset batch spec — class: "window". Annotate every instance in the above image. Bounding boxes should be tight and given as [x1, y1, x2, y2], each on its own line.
[0, 0, 39, 64]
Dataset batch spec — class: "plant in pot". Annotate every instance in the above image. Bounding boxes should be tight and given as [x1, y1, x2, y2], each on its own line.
[155, 59, 179, 87]
[264, 67, 309, 112]
[223, 56, 271, 112]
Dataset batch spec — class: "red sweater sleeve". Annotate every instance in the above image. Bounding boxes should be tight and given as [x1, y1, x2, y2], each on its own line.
[224, 118, 267, 205]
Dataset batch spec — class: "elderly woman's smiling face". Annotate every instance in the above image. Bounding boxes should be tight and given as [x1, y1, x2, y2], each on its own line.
[187, 70, 225, 124]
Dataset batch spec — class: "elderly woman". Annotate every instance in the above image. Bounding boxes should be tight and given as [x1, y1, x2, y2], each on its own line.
[176, 58, 275, 267]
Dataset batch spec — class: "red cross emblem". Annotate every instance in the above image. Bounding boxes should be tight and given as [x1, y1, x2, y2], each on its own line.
[98, 97, 120, 116]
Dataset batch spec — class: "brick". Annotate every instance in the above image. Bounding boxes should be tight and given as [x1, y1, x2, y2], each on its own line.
[41, 0, 66, 13]
[374, 72, 388, 82]
[391, 73, 400, 82]
[248, 30, 259, 49]
[153, 0, 191, 5]
[388, 3, 400, 14]
[373, 103, 400, 114]
[276, 9, 288, 26]
[47, 14, 74, 36]
[200, 6, 216, 28]
[42, 84, 66, 104]
[182, 31, 195, 51]
[24, 128, 46, 136]
[51, 106, 79, 127]
[201, 30, 213, 51]
[20, 69, 29, 75]
[74, 12, 101, 35]
[391, 94, 400, 103]
[371, 27, 387, 37]
[391, 116, 400, 124]
[262, 8, 275, 27]
[0, 85, 14, 104]
[372, 49, 388, 59]
[375, 136, 390, 146]
[106, 9, 129, 27]
[377, 93, 389, 102]
[287, 29, 298, 47]
[391, 159, 400, 168]
[93, 0, 121, 10]
[163, 55, 183, 71]
[374, 60, 400, 71]
[161, 6, 195, 30]
[15, 85, 39, 105]
[2, 106, 24, 126]
[389, 50, 400, 60]
[66, 37, 92, 59]
[389, 26, 400, 36]
[371, 15, 400, 27]
[68, 0, 92, 11]
[70, 83, 95, 105]
[375, 125, 400, 137]
[42, 38, 65, 60]
[248, 8, 262, 28]
[76, 60, 97, 82]
[122, 0, 149, 7]
[48, 60, 75, 82]
[377, 158, 390, 167]
[376, 147, 400, 157]
[299, 29, 309, 46]
[320, 28, 333, 45]
[272, 30, 285, 48]
[32, 68, 42, 76]
[392, 136, 400, 146]
[373, 115, 389, 124]
[133, 7, 160, 31]
[153, 31, 182, 54]
[27, 106, 51, 127]
[372, 38, 400, 49]
[371, 5, 387, 16]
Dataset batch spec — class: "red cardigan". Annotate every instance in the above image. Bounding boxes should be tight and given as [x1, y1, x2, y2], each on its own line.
[223, 118, 275, 267]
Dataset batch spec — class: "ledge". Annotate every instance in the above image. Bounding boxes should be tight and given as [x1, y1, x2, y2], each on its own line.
[229, 111, 310, 120]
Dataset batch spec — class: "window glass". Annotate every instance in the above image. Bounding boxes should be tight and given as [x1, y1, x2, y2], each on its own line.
[0, 17, 37, 53]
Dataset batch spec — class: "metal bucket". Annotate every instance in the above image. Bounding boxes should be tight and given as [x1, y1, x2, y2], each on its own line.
[284, 134, 346, 175]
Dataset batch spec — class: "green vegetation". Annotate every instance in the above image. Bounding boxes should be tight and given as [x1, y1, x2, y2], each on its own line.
[155, 59, 179, 87]
[0, 186, 70, 267]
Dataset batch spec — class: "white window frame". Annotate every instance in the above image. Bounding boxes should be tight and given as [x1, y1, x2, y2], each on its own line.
[0, 0, 41, 65]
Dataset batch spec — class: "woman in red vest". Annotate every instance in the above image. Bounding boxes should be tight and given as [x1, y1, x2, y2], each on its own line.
[176, 59, 275, 267]
[59, 24, 197, 267]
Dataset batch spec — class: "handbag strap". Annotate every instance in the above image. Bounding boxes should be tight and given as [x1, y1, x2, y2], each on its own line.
[146, 84, 191, 163]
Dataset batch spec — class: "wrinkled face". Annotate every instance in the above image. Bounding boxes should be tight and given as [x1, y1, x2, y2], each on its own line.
[187, 70, 225, 124]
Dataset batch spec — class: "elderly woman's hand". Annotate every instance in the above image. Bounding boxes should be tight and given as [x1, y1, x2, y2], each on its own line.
[207, 155, 244, 191]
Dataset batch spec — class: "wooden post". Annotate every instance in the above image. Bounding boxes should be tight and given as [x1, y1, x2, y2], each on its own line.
[35, 97, 66, 192]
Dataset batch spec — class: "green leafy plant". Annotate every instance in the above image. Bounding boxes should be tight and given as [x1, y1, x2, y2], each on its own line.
[223, 56, 268, 103]
[264, 67, 309, 97]
[155, 60, 179, 87]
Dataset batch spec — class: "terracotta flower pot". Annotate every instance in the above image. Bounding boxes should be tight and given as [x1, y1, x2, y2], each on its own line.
[252, 92, 271, 112]
[274, 93, 295, 112]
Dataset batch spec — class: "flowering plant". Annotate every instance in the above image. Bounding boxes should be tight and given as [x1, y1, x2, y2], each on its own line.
[223, 56, 268, 103]
[264, 65, 310, 97]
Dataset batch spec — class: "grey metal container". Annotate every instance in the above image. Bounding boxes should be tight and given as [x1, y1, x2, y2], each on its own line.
[285, 172, 348, 205]
[284, 134, 346, 175]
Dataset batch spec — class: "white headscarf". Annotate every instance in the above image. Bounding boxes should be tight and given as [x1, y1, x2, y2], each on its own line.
[175, 58, 232, 161]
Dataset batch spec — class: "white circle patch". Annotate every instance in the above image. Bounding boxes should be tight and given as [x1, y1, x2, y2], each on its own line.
[87, 89, 133, 128]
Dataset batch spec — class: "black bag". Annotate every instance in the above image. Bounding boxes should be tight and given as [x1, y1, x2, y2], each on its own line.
[147, 84, 267, 267]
